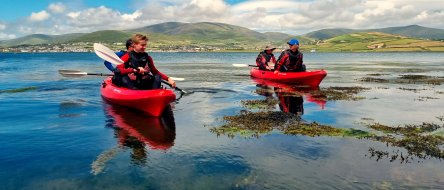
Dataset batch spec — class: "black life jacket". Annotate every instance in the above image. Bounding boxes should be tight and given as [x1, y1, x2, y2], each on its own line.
[278, 49, 302, 69]
[126, 51, 149, 69]
[260, 51, 273, 63]
[287, 50, 302, 66]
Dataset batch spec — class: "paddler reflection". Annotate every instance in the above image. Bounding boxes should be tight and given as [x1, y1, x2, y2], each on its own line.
[255, 84, 304, 115]
[104, 103, 176, 163]
[275, 89, 304, 115]
[253, 78, 326, 115]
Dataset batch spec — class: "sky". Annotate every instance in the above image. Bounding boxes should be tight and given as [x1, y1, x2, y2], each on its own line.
[0, 0, 444, 40]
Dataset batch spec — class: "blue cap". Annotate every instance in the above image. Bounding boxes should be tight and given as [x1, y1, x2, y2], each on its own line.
[287, 39, 299, 45]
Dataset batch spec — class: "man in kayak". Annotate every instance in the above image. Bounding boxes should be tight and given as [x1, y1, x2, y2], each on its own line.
[256, 45, 277, 71]
[274, 38, 306, 74]
[104, 38, 133, 72]
[114, 34, 176, 90]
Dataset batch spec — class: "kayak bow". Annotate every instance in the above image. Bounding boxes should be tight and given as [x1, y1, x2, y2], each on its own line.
[101, 77, 176, 116]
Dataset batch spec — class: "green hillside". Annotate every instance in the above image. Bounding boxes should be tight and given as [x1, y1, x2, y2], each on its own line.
[263, 32, 293, 41]
[303, 32, 444, 52]
[304, 25, 444, 40]
[0, 33, 84, 46]
[131, 22, 264, 39]
[70, 30, 132, 43]
[129, 22, 268, 49]
[369, 25, 444, 40]
[1, 22, 444, 52]
[304, 29, 354, 40]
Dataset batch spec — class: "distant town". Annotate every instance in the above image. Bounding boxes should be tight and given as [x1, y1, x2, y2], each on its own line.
[0, 42, 276, 53]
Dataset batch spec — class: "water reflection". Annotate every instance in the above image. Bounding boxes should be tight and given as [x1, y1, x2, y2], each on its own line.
[104, 103, 176, 151]
[92, 103, 176, 173]
[252, 78, 327, 114]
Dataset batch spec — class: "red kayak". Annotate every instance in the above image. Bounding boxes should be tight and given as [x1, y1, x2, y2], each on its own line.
[250, 67, 327, 86]
[101, 77, 176, 116]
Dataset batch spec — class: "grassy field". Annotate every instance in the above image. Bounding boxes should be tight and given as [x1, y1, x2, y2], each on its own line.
[302, 32, 444, 52]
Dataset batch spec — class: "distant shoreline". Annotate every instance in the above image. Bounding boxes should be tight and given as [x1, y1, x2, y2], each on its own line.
[2, 50, 444, 53]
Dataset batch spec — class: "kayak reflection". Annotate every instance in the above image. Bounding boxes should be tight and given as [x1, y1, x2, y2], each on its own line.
[252, 78, 327, 115]
[104, 103, 176, 152]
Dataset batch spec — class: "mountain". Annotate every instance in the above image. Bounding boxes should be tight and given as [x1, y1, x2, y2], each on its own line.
[370, 25, 444, 40]
[129, 22, 264, 40]
[1, 22, 443, 52]
[70, 30, 132, 43]
[303, 29, 354, 40]
[263, 32, 294, 41]
[0, 22, 294, 48]
[128, 22, 295, 48]
[304, 25, 444, 40]
[0, 33, 84, 47]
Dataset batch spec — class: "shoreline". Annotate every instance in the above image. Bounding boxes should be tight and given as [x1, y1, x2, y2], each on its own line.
[2, 49, 444, 53]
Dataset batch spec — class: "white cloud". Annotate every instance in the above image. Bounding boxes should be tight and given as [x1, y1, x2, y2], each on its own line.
[48, 2, 66, 13]
[122, 11, 142, 22]
[0, 23, 5, 30]
[28, 10, 50, 22]
[133, 0, 230, 25]
[0, 32, 16, 39]
[67, 12, 81, 19]
[2, 0, 444, 40]
[66, 6, 126, 28]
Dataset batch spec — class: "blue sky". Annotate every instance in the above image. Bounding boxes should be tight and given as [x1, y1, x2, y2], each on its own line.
[0, 0, 443, 40]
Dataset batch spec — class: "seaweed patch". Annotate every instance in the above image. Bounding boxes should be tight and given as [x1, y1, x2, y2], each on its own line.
[365, 122, 444, 162]
[309, 86, 370, 101]
[0, 86, 38, 93]
[209, 110, 370, 138]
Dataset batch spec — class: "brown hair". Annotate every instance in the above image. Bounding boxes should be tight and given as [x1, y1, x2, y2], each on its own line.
[131, 33, 148, 44]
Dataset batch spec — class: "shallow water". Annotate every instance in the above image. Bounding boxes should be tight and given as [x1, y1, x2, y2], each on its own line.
[1, 52, 444, 189]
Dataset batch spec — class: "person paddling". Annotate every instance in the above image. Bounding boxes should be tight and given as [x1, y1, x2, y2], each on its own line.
[256, 45, 277, 71]
[104, 39, 133, 72]
[274, 38, 306, 74]
[114, 34, 176, 90]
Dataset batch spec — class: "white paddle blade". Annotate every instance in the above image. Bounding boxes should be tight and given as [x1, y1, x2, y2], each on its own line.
[58, 70, 88, 77]
[232, 64, 248, 67]
[170, 77, 185, 81]
[93, 43, 124, 65]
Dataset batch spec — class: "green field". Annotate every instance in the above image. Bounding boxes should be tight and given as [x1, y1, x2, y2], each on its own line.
[301, 32, 444, 52]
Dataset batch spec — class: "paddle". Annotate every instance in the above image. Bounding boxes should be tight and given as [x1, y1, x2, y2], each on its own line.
[59, 69, 113, 77]
[93, 43, 124, 65]
[232, 64, 257, 67]
[58, 69, 188, 94]
[93, 43, 185, 82]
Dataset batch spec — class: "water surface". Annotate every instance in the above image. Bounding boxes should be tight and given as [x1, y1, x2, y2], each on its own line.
[1, 52, 444, 189]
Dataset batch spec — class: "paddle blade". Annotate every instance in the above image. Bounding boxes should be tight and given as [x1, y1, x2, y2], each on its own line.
[232, 64, 248, 67]
[169, 77, 185, 81]
[93, 43, 124, 65]
[232, 64, 258, 67]
[58, 69, 88, 77]
[58, 70, 113, 77]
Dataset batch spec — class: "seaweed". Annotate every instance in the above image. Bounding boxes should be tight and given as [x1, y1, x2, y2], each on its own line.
[0, 86, 38, 93]
[309, 86, 370, 101]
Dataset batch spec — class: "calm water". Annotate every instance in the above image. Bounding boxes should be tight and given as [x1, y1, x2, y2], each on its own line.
[1, 52, 444, 189]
